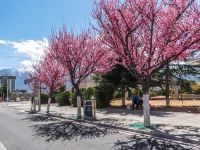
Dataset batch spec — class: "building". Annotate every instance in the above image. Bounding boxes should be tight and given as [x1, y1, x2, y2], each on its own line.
[79, 74, 96, 89]
[0, 75, 16, 93]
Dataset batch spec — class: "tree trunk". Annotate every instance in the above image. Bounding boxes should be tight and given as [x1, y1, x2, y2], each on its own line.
[142, 79, 151, 127]
[165, 63, 170, 107]
[74, 85, 82, 119]
[122, 86, 129, 107]
[125, 88, 128, 104]
[122, 87, 126, 107]
[38, 81, 41, 111]
[47, 97, 51, 114]
[33, 96, 36, 112]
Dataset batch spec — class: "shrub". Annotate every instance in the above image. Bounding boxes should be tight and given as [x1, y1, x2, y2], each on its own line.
[59, 85, 66, 92]
[95, 83, 114, 108]
[113, 90, 123, 99]
[83, 87, 95, 100]
[41, 93, 49, 104]
[55, 92, 71, 106]
[192, 84, 200, 94]
[128, 89, 133, 99]
[70, 91, 77, 107]
[51, 93, 57, 103]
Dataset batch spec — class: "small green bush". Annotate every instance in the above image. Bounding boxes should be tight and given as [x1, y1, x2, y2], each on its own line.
[83, 87, 95, 100]
[41, 93, 49, 104]
[95, 83, 114, 108]
[55, 92, 71, 106]
[51, 93, 57, 103]
[128, 90, 133, 99]
[113, 90, 123, 98]
[70, 91, 77, 107]
[59, 85, 66, 92]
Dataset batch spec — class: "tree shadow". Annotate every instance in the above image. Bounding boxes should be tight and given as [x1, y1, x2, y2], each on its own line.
[33, 120, 117, 142]
[153, 125, 200, 144]
[97, 107, 143, 116]
[97, 108, 172, 117]
[114, 135, 199, 150]
[23, 114, 59, 122]
[96, 118, 125, 127]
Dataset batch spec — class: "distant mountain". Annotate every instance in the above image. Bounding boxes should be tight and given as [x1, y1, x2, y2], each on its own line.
[0, 69, 30, 91]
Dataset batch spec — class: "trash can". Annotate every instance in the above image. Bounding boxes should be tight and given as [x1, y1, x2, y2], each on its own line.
[83, 100, 96, 120]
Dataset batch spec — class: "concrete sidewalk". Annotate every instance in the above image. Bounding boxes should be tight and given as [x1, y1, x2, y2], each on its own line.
[2, 101, 199, 127]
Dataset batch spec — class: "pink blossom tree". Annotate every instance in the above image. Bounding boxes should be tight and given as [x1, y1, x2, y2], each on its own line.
[48, 28, 110, 118]
[94, 0, 200, 126]
[32, 53, 66, 113]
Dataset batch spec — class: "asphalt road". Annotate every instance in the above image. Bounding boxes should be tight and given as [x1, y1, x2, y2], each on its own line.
[0, 106, 129, 150]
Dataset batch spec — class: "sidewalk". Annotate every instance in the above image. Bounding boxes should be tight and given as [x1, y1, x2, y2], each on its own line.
[3, 101, 200, 127]
[3, 101, 199, 127]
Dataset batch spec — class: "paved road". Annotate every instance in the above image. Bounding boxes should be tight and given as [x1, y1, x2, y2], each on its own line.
[0, 142, 7, 150]
[0, 106, 130, 150]
[0, 104, 199, 150]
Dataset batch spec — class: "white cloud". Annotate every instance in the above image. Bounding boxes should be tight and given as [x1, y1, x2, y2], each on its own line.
[0, 40, 7, 45]
[8, 38, 48, 60]
[18, 60, 35, 72]
[7, 38, 49, 71]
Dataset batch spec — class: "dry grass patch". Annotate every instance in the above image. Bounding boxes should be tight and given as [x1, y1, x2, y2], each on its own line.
[111, 99, 200, 107]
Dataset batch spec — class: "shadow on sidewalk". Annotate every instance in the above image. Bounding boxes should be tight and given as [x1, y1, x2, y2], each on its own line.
[153, 124, 200, 144]
[23, 114, 59, 122]
[26, 113, 200, 147]
[114, 135, 199, 150]
[97, 118, 125, 127]
[97, 108, 173, 117]
[33, 120, 117, 142]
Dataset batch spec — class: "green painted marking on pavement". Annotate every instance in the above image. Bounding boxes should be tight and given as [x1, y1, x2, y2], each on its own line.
[129, 122, 157, 130]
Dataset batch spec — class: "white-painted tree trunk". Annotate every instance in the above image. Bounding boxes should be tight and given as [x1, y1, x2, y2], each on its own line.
[77, 96, 82, 119]
[38, 81, 41, 111]
[143, 94, 150, 127]
[47, 97, 51, 114]
[33, 98, 36, 112]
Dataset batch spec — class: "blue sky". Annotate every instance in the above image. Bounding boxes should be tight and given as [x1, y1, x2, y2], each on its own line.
[0, 0, 94, 70]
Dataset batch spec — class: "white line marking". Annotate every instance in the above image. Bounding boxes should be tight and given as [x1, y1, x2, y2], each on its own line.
[0, 142, 7, 150]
